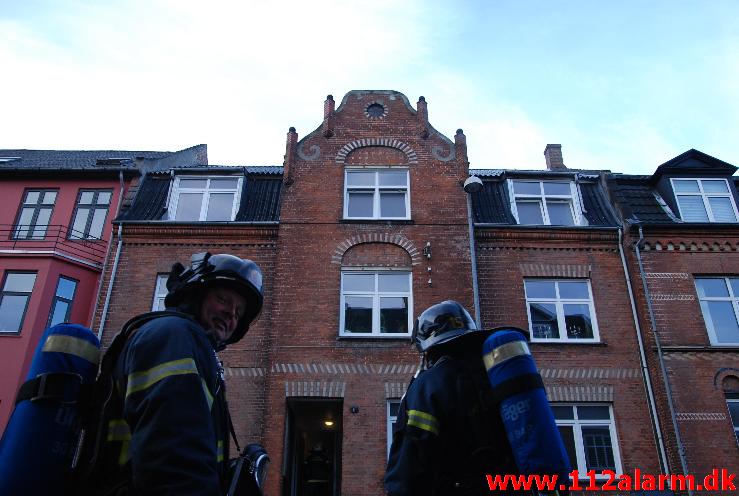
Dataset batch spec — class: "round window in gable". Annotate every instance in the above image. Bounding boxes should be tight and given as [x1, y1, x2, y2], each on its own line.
[365, 102, 388, 119]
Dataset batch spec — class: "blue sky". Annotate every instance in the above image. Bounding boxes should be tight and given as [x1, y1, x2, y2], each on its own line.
[2, 0, 738, 173]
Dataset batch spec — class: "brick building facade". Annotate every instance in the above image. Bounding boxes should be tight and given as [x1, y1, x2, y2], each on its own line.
[5, 90, 736, 494]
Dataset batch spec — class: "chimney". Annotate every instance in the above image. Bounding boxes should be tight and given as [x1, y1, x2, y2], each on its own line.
[455, 129, 469, 169]
[544, 144, 566, 170]
[284, 127, 298, 185]
[417, 96, 429, 139]
[322, 94, 335, 138]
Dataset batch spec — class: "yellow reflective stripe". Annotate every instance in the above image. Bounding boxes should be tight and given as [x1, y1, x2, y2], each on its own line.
[107, 419, 132, 441]
[201, 378, 214, 410]
[217, 440, 224, 462]
[118, 440, 131, 466]
[126, 358, 198, 397]
[407, 409, 439, 435]
[42, 335, 100, 365]
[483, 340, 530, 371]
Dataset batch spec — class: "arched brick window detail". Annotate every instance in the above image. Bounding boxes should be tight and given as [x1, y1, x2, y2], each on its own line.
[722, 374, 739, 393]
[342, 242, 411, 267]
[331, 235, 421, 266]
[335, 138, 417, 165]
[345, 146, 408, 166]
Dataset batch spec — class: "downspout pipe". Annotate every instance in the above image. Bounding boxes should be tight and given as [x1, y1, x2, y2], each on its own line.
[635, 225, 692, 488]
[463, 176, 483, 327]
[618, 227, 669, 473]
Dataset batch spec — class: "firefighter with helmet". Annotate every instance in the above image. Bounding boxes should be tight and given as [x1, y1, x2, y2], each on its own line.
[78, 252, 264, 495]
[385, 300, 521, 495]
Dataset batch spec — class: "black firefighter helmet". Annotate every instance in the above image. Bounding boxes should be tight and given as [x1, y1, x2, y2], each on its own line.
[412, 300, 479, 353]
[164, 252, 264, 346]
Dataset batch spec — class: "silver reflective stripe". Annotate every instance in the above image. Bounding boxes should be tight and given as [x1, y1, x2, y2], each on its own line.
[42, 335, 100, 365]
[483, 340, 530, 371]
[126, 358, 198, 397]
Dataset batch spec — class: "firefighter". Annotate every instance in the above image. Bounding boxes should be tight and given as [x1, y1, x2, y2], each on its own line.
[80, 252, 263, 495]
[385, 300, 520, 496]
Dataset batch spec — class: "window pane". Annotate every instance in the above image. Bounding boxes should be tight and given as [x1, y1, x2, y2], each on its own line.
[96, 191, 112, 205]
[56, 277, 77, 299]
[380, 193, 406, 217]
[347, 192, 374, 217]
[530, 303, 559, 338]
[513, 181, 541, 195]
[703, 180, 729, 194]
[564, 304, 594, 339]
[543, 182, 571, 196]
[206, 193, 235, 221]
[557, 425, 577, 470]
[344, 296, 372, 333]
[696, 278, 729, 298]
[0, 295, 29, 332]
[156, 275, 169, 295]
[380, 297, 408, 333]
[730, 278, 739, 297]
[71, 208, 90, 238]
[558, 281, 589, 299]
[673, 179, 700, 193]
[389, 401, 400, 417]
[25, 191, 40, 204]
[379, 273, 409, 292]
[48, 300, 70, 327]
[343, 274, 375, 292]
[552, 406, 574, 420]
[5, 273, 37, 292]
[175, 193, 204, 221]
[677, 195, 709, 222]
[88, 208, 107, 238]
[15, 208, 34, 238]
[705, 301, 739, 343]
[577, 406, 611, 420]
[517, 201, 544, 224]
[179, 178, 208, 189]
[708, 197, 737, 222]
[79, 191, 95, 204]
[728, 401, 739, 427]
[525, 280, 556, 299]
[582, 426, 615, 471]
[346, 171, 375, 187]
[209, 178, 239, 189]
[32, 208, 52, 238]
[42, 191, 57, 204]
[547, 201, 575, 226]
[379, 171, 407, 187]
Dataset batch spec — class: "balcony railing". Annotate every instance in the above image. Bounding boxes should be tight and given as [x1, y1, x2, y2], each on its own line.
[0, 224, 108, 268]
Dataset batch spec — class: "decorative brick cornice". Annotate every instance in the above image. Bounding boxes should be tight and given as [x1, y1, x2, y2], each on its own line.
[284, 380, 346, 397]
[335, 138, 417, 165]
[545, 384, 614, 402]
[676, 412, 727, 421]
[641, 240, 739, 252]
[475, 228, 619, 247]
[520, 264, 591, 278]
[121, 224, 278, 240]
[271, 362, 417, 375]
[539, 368, 641, 379]
[331, 233, 422, 265]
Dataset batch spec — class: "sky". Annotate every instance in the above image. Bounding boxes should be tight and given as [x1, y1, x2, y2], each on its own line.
[2, 0, 739, 174]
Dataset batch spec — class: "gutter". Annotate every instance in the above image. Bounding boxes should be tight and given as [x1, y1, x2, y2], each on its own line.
[617, 227, 669, 473]
[634, 224, 692, 488]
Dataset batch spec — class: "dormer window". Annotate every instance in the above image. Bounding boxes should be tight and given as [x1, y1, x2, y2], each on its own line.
[671, 178, 738, 223]
[509, 180, 585, 226]
[169, 176, 242, 221]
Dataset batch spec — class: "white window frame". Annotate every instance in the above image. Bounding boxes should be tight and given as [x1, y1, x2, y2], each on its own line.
[508, 179, 585, 226]
[554, 404, 623, 479]
[670, 178, 739, 223]
[169, 176, 243, 221]
[339, 269, 413, 338]
[343, 167, 411, 220]
[525, 279, 600, 343]
[695, 276, 739, 346]
[387, 399, 401, 458]
[152, 274, 169, 311]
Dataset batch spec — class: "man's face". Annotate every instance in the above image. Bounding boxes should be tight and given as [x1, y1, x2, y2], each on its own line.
[199, 285, 248, 344]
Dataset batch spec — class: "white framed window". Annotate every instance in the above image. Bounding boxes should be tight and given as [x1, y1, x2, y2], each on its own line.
[344, 168, 410, 220]
[671, 178, 738, 223]
[13, 189, 57, 240]
[508, 180, 585, 226]
[47, 276, 78, 327]
[695, 277, 739, 345]
[387, 400, 401, 458]
[339, 271, 412, 337]
[169, 176, 242, 221]
[152, 274, 169, 311]
[0, 272, 37, 334]
[525, 279, 600, 342]
[553, 404, 622, 478]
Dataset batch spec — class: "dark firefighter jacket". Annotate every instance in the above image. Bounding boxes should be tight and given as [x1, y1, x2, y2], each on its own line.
[92, 313, 229, 495]
[385, 351, 519, 496]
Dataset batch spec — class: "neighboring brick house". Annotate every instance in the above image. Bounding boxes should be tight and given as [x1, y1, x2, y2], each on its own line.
[0, 145, 207, 429]
[608, 149, 739, 482]
[467, 146, 667, 485]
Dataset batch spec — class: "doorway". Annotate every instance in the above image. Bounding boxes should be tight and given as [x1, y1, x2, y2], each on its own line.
[282, 399, 342, 496]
